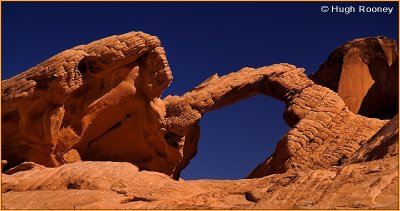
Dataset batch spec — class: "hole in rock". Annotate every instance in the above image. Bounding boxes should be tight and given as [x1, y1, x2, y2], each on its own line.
[181, 95, 289, 180]
[67, 182, 81, 189]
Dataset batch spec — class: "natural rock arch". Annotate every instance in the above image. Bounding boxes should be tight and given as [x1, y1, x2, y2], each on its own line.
[162, 63, 386, 179]
[2, 31, 386, 180]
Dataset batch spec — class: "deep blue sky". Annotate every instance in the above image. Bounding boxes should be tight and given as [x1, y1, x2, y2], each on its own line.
[2, 2, 398, 180]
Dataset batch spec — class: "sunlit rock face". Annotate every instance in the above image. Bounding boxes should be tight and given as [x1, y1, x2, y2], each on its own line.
[310, 37, 398, 119]
[1, 32, 180, 176]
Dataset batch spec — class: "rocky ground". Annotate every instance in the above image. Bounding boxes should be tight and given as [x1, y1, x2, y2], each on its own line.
[1, 32, 398, 209]
[2, 155, 398, 209]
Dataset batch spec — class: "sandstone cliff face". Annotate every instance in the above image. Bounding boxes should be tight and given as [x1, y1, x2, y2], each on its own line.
[1, 32, 398, 209]
[310, 37, 398, 119]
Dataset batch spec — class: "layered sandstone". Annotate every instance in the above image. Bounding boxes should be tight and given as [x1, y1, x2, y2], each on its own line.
[310, 37, 398, 119]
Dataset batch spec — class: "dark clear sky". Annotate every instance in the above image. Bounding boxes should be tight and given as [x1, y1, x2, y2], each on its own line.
[2, 2, 398, 180]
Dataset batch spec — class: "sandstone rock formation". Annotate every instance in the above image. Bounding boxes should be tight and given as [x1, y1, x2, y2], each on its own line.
[2, 155, 398, 209]
[2, 32, 178, 176]
[1, 32, 388, 179]
[1, 32, 398, 209]
[310, 37, 398, 119]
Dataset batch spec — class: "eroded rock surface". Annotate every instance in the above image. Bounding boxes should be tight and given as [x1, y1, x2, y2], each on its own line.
[310, 37, 398, 119]
[2, 156, 398, 209]
[348, 114, 399, 164]
[2, 32, 179, 177]
[163, 64, 387, 178]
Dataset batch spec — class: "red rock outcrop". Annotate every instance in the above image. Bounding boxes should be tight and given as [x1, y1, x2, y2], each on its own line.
[310, 37, 398, 119]
[1, 32, 398, 209]
[2, 32, 179, 176]
[1, 32, 390, 180]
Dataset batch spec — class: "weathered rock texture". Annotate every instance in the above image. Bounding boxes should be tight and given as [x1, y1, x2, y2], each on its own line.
[1, 32, 398, 209]
[348, 114, 398, 164]
[2, 155, 398, 209]
[2, 32, 179, 176]
[310, 37, 398, 119]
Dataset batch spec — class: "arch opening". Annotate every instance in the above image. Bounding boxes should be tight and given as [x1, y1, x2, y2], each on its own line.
[180, 95, 289, 180]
